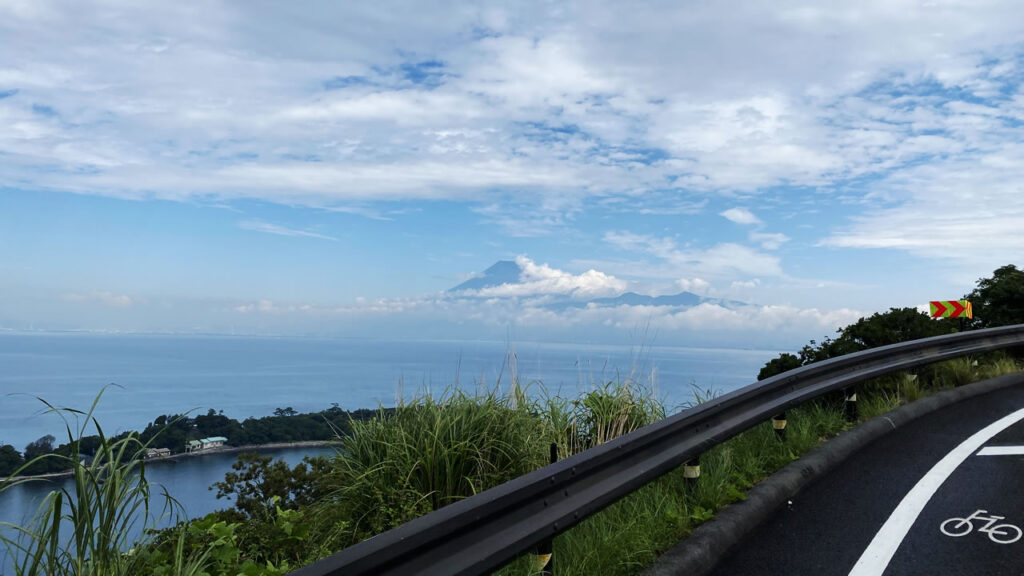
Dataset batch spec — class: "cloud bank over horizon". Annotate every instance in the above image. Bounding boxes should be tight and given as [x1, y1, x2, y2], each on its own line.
[3, 256, 865, 349]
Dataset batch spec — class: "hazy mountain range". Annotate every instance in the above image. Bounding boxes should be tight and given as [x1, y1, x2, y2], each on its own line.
[449, 260, 745, 311]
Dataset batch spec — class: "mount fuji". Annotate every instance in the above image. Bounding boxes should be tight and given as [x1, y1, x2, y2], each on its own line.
[449, 260, 746, 311]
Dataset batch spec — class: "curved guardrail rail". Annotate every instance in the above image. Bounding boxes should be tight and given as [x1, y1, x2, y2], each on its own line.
[291, 324, 1024, 576]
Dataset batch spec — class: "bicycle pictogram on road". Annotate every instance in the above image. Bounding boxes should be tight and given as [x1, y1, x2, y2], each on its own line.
[940, 509, 1022, 544]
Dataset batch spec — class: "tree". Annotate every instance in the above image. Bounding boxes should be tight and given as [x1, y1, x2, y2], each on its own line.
[195, 409, 241, 442]
[756, 307, 956, 381]
[21, 434, 66, 475]
[0, 443, 25, 476]
[273, 407, 297, 417]
[965, 264, 1024, 328]
[23, 434, 55, 460]
[757, 353, 802, 381]
[139, 413, 194, 452]
[211, 452, 332, 520]
[838, 307, 954, 349]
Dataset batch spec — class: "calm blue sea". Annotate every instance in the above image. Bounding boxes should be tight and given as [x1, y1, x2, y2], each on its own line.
[0, 333, 781, 451]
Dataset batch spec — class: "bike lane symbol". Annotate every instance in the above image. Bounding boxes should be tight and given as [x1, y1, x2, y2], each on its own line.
[940, 509, 1022, 544]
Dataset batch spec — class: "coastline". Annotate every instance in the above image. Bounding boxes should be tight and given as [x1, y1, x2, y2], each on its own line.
[1, 440, 341, 483]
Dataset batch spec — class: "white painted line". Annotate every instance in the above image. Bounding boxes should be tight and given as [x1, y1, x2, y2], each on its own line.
[848, 407, 1024, 576]
[977, 446, 1024, 456]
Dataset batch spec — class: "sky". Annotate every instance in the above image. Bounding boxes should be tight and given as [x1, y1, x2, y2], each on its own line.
[1, 1, 1023, 348]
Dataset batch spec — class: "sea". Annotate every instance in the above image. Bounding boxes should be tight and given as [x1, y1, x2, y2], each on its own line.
[0, 333, 781, 451]
[0, 332, 781, 570]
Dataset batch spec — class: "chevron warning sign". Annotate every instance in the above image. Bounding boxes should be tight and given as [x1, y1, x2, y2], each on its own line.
[930, 300, 973, 319]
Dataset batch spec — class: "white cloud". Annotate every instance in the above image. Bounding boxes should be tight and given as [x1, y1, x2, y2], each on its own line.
[731, 279, 761, 290]
[233, 299, 313, 313]
[721, 207, 762, 226]
[820, 145, 1024, 273]
[604, 231, 784, 278]
[238, 219, 338, 241]
[227, 290, 863, 342]
[646, 303, 863, 334]
[750, 231, 790, 250]
[720, 209, 790, 251]
[234, 299, 277, 313]
[62, 291, 134, 308]
[1, 0, 1021, 227]
[458, 34, 616, 110]
[282, 90, 485, 125]
[472, 202, 580, 238]
[467, 255, 627, 299]
[677, 278, 712, 296]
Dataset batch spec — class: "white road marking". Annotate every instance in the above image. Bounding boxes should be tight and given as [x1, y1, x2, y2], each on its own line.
[848, 407, 1024, 576]
[977, 446, 1024, 456]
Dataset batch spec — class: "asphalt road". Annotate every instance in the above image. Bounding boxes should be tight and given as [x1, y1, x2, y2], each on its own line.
[709, 383, 1024, 576]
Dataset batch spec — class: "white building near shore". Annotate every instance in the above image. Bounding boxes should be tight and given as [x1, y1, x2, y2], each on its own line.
[185, 437, 229, 453]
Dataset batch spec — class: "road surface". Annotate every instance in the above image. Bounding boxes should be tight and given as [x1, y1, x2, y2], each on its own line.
[710, 382, 1024, 576]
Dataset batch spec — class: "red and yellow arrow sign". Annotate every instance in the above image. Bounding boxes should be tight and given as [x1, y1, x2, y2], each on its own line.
[930, 300, 972, 319]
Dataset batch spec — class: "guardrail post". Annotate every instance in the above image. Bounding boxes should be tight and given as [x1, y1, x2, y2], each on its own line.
[772, 411, 787, 440]
[533, 442, 558, 576]
[683, 455, 700, 486]
[844, 388, 858, 421]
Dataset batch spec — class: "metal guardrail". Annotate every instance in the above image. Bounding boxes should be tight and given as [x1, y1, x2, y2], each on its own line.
[291, 325, 1024, 576]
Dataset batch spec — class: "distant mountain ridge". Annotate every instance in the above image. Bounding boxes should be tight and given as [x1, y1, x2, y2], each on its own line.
[591, 291, 702, 307]
[449, 260, 746, 310]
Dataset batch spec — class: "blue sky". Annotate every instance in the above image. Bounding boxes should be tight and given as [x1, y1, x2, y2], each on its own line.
[1, 1, 1023, 347]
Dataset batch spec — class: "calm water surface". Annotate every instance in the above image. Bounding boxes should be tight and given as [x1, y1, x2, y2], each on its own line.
[0, 333, 781, 450]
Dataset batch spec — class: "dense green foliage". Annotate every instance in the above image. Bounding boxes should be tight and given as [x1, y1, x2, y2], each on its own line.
[212, 453, 335, 521]
[1, 434, 109, 477]
[20, 435, 62, 476]
[756, 352, 801, 381]
[965, 264, 1024, 328]
[139, 406, 383, 453]
[758, 306, 956, 380]
[0, 443, 25, 476]
[1, 405, 383, 478]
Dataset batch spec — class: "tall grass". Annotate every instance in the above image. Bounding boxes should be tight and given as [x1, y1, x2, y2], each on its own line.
[333, 385, 551, 540]
[539, 381, 664, 460]
[0, 390, 204, 576]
